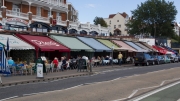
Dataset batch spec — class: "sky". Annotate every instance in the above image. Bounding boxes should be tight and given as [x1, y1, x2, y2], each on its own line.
[67, 0, 180, 25]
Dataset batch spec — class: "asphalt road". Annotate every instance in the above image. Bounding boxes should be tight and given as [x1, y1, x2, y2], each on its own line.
[1, 63, 180, 100]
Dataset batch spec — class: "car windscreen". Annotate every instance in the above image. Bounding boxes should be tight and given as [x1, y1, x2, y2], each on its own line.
[136, 53, 144, 57]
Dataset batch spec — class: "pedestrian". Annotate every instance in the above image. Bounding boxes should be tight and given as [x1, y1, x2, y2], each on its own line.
[8, 57, 14, 73]
[118, 52, 123, 66]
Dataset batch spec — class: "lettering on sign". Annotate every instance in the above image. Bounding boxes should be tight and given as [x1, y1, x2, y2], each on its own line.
[7, 18, 29, 25]
[31, 40, 60, 46]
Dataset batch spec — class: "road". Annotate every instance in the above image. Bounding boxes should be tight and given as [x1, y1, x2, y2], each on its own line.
[1, 63, 180, 101]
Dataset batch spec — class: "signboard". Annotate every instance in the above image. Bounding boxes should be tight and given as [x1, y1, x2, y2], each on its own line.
[7, 18, 29, 25]
[139, 38, 155, 46]
[37, 63, 43, 78]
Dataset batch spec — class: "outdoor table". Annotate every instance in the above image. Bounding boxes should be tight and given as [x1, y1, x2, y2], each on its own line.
[103, 60, 110, 64]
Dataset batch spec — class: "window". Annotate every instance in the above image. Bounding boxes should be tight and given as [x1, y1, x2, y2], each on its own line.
[109, 20, 111, 24]
[117, 20, 119, 22]
[114, 25, 116, 29]
[12, 4, 20, 16]
[37, 7, 41, 16]
[48, 11, 51, 17]
[118, 25, 121, 28]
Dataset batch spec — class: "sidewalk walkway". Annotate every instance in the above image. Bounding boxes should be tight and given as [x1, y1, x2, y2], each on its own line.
[0, 64, 132, 87]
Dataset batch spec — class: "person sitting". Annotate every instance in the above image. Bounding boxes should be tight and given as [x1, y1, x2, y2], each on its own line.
[52, 57, 59, 71]
[105, 56, 109, 60]
[126, 56, 131, 63]
[61, 56, 67, 71]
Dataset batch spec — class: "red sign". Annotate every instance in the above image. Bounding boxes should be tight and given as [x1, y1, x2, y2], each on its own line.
[31, 40, 60, 47]
[7, 18, 29, 25]
[152, 45, 167, 54]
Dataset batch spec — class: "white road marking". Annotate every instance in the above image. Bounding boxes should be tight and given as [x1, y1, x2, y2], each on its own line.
[0, 96, 18, 101]
[132, 81, 180, 101]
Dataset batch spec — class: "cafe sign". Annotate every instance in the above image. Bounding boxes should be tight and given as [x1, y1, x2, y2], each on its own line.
[31, 40, 60, 46]
[7, 18, 29, 25]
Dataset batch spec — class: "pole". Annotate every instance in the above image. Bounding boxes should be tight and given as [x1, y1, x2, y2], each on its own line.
[112, 51, 113, 67]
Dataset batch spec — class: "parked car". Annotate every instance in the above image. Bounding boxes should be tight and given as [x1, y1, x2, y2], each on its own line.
[161, 55, 171, 64]
[134, 53, 155, 66]
[151, 55, 165, 65]
[166, 54, 179, 63]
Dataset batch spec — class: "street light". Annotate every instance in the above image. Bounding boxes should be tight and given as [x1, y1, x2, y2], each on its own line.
[112, 45, 114, 67]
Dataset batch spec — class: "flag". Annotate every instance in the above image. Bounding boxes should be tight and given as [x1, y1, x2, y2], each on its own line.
[0, 45, 10, 74]
[6, 37, 9, 51]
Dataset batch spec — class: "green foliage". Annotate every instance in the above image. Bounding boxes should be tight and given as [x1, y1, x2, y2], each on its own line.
[93, 16, 108, 27]
[127, 0, 177, 38]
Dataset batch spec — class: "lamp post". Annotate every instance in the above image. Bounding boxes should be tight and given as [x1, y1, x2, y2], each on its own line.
[112, 45, 114, 67]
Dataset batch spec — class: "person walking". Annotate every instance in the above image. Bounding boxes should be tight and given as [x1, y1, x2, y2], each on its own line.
[118, 52, 123, 66]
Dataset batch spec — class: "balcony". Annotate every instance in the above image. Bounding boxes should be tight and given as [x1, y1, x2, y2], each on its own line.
[56, 17, 66, 26]
[6, 10, 29, 20]
[25, 0, 68, 12]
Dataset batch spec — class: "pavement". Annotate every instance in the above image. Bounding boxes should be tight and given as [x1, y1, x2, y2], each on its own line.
[0, 64, 132, 87]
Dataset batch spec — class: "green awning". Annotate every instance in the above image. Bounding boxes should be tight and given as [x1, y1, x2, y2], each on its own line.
[0, 42, 4, 46]
[50, 35, 94, 52]
[97, 39, 121, 50]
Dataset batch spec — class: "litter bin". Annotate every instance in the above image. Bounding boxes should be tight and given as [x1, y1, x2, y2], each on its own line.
[36, 63, 44, 79]
[33, 57, 46, 74]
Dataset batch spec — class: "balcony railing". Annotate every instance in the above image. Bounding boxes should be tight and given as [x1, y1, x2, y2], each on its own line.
[32, 15, 49, 23]
[35, 0, 68, 8]
[6, 10, 28, 19]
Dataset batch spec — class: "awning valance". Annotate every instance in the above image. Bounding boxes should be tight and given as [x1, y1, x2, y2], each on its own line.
[16, 34, 70, 52]
[50, 35, 94, 52]
[0, 34, 34, 50]
[77, 37, 112, 52]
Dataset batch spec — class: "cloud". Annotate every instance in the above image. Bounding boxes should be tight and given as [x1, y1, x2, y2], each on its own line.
[86, 4, 96, 8]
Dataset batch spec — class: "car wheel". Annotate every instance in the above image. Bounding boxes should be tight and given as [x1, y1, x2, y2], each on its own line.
[152, 61, 155, 65]
[173, 60, 175, 63]
[146, 62, 149, 66]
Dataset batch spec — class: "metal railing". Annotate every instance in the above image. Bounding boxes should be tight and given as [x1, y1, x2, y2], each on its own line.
[32, 15, 49, 22]
[35, 0, 68, 8]
[6, 10, 28, 18]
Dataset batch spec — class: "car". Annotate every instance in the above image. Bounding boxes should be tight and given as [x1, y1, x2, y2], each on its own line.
[166, 54, 179, 63]
[134, 53, 155, 66]
[161, 55, 171, 64]
[152, 55, 165, 65]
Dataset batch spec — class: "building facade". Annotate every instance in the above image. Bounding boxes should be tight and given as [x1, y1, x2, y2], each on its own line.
[104, 12, 129, 36]
[67, 2, 78, 22]
[0, 0, 110, 35]
[174, 22, 180, 36]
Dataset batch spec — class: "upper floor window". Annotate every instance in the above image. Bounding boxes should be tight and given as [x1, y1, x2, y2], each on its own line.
[114, 25, 116, 29]
[37, 7, 41, 16]
[117, 20, 119, 22]
[48, 11, 51, 17]
[118, 25, 121, 28]
[109, 20, 111, 24]
[12, 4, 20, 12]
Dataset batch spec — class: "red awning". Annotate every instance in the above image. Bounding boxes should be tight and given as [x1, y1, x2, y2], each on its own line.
[16, 34, 70, 52]
[152, 45, 167, 54]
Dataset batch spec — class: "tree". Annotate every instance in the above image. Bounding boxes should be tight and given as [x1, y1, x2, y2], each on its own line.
[93, 16, 108, 27]
[126, 0, 177, 38]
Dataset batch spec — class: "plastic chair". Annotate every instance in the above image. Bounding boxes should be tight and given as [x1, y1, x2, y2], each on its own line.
[46, 64, 51, 75]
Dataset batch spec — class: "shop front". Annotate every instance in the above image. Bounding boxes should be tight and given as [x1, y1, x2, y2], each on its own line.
[0, 34, 35, 62]
[4, 18, 28, 31]
[16, 34, 70, 61]
[30, 22, 51, 33]
[77, 37, 112, 58]
[50, 35, 94, 58]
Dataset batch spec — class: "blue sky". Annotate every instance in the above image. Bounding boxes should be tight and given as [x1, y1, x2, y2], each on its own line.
[68, 0, 180, 24]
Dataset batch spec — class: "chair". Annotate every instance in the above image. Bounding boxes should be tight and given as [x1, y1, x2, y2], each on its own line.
[46, 64, 51, 75]
[29, 63, 35, 75]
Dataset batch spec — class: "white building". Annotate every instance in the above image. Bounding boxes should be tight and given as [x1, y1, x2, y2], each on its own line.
[104, 12, 129, 36]
[174, 22, 180, 36]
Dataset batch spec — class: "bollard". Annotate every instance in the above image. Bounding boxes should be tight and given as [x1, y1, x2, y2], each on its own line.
[0, 75, 2, 84]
